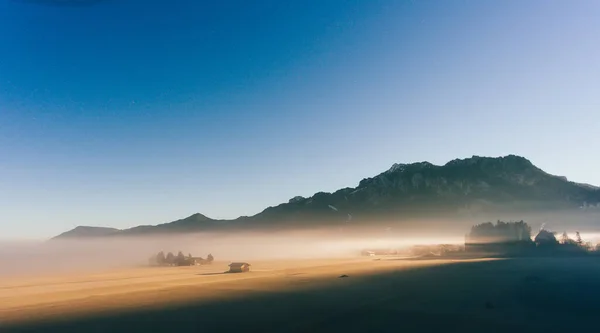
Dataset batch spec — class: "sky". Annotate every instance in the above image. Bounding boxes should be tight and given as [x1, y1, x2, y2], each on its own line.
[1, 0, 599, 239]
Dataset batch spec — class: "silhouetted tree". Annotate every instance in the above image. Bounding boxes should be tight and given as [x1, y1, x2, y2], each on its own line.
[207, 253, 214, 262]
[156, 251, 166, 265]
[575, 231, 583, 246]
[467, 220, 532, 243]
[560, 232, 571, 245]
[174, 251, 188, 266]
[165, 252, 175, 265]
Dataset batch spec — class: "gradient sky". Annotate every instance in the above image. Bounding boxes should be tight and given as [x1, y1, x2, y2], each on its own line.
[1, 0, 599, 239]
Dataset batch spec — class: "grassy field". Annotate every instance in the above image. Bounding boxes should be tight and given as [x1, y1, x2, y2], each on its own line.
[2, 256, 600, 332]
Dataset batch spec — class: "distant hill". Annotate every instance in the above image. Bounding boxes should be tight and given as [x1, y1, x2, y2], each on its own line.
[53, 155, 600, 239]
[53, 226, 120, 239]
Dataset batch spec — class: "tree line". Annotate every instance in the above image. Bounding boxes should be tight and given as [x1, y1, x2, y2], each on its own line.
[467, 220, 532, 243]
[466, 220, 600, 256]
[149, 251, 214, 266]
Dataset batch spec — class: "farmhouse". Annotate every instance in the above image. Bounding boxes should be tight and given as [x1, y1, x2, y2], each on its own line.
[228, 262, 251, 273]
[361, 250, 375, 256]
[187, 257, 204, 265]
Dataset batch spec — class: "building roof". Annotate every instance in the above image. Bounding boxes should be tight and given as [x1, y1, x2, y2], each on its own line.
[229, 262, 250, 267]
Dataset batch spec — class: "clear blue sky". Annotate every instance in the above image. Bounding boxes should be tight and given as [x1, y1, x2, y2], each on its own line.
[1, 0, 599, 239]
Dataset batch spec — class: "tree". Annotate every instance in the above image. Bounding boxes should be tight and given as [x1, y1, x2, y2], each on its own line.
[207, 253, 214, 262]
[156, 251, 166, 265]
[468, 220, 532, 243]
[166, 252, 175, 265]
[176, 251, 186, 266]
[575, 231, 583, 246]
[560, 232, 570, 245]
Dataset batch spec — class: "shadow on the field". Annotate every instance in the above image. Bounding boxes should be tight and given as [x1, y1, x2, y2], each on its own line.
[389, 256, 447, 261]
[385, 254, 488, 261]
[6, 258, 600, 333]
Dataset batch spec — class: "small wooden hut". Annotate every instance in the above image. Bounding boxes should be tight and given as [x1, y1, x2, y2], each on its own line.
[361, 250, 375, 256]
[228, 262, 251, 273]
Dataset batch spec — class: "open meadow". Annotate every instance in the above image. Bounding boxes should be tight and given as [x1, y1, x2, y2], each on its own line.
[3, 256, 600, 332]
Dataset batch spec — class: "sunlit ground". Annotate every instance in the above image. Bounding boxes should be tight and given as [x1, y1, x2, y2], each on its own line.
[0, 257, 479, 324]
[3, 256, 600, 333]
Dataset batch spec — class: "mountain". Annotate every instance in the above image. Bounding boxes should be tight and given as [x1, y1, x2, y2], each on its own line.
[53, 155, 600, 239]
[118, 213, 241, 235]
[53, 226, 120, 239]
[244, 154, 600, 225]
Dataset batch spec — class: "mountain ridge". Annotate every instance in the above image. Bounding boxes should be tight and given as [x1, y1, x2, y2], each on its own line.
[53, 155, 600, 239]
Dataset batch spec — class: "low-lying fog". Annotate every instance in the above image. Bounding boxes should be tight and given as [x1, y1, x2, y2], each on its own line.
[2, 213, 599, 279]
[0, 228, 465, 278]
